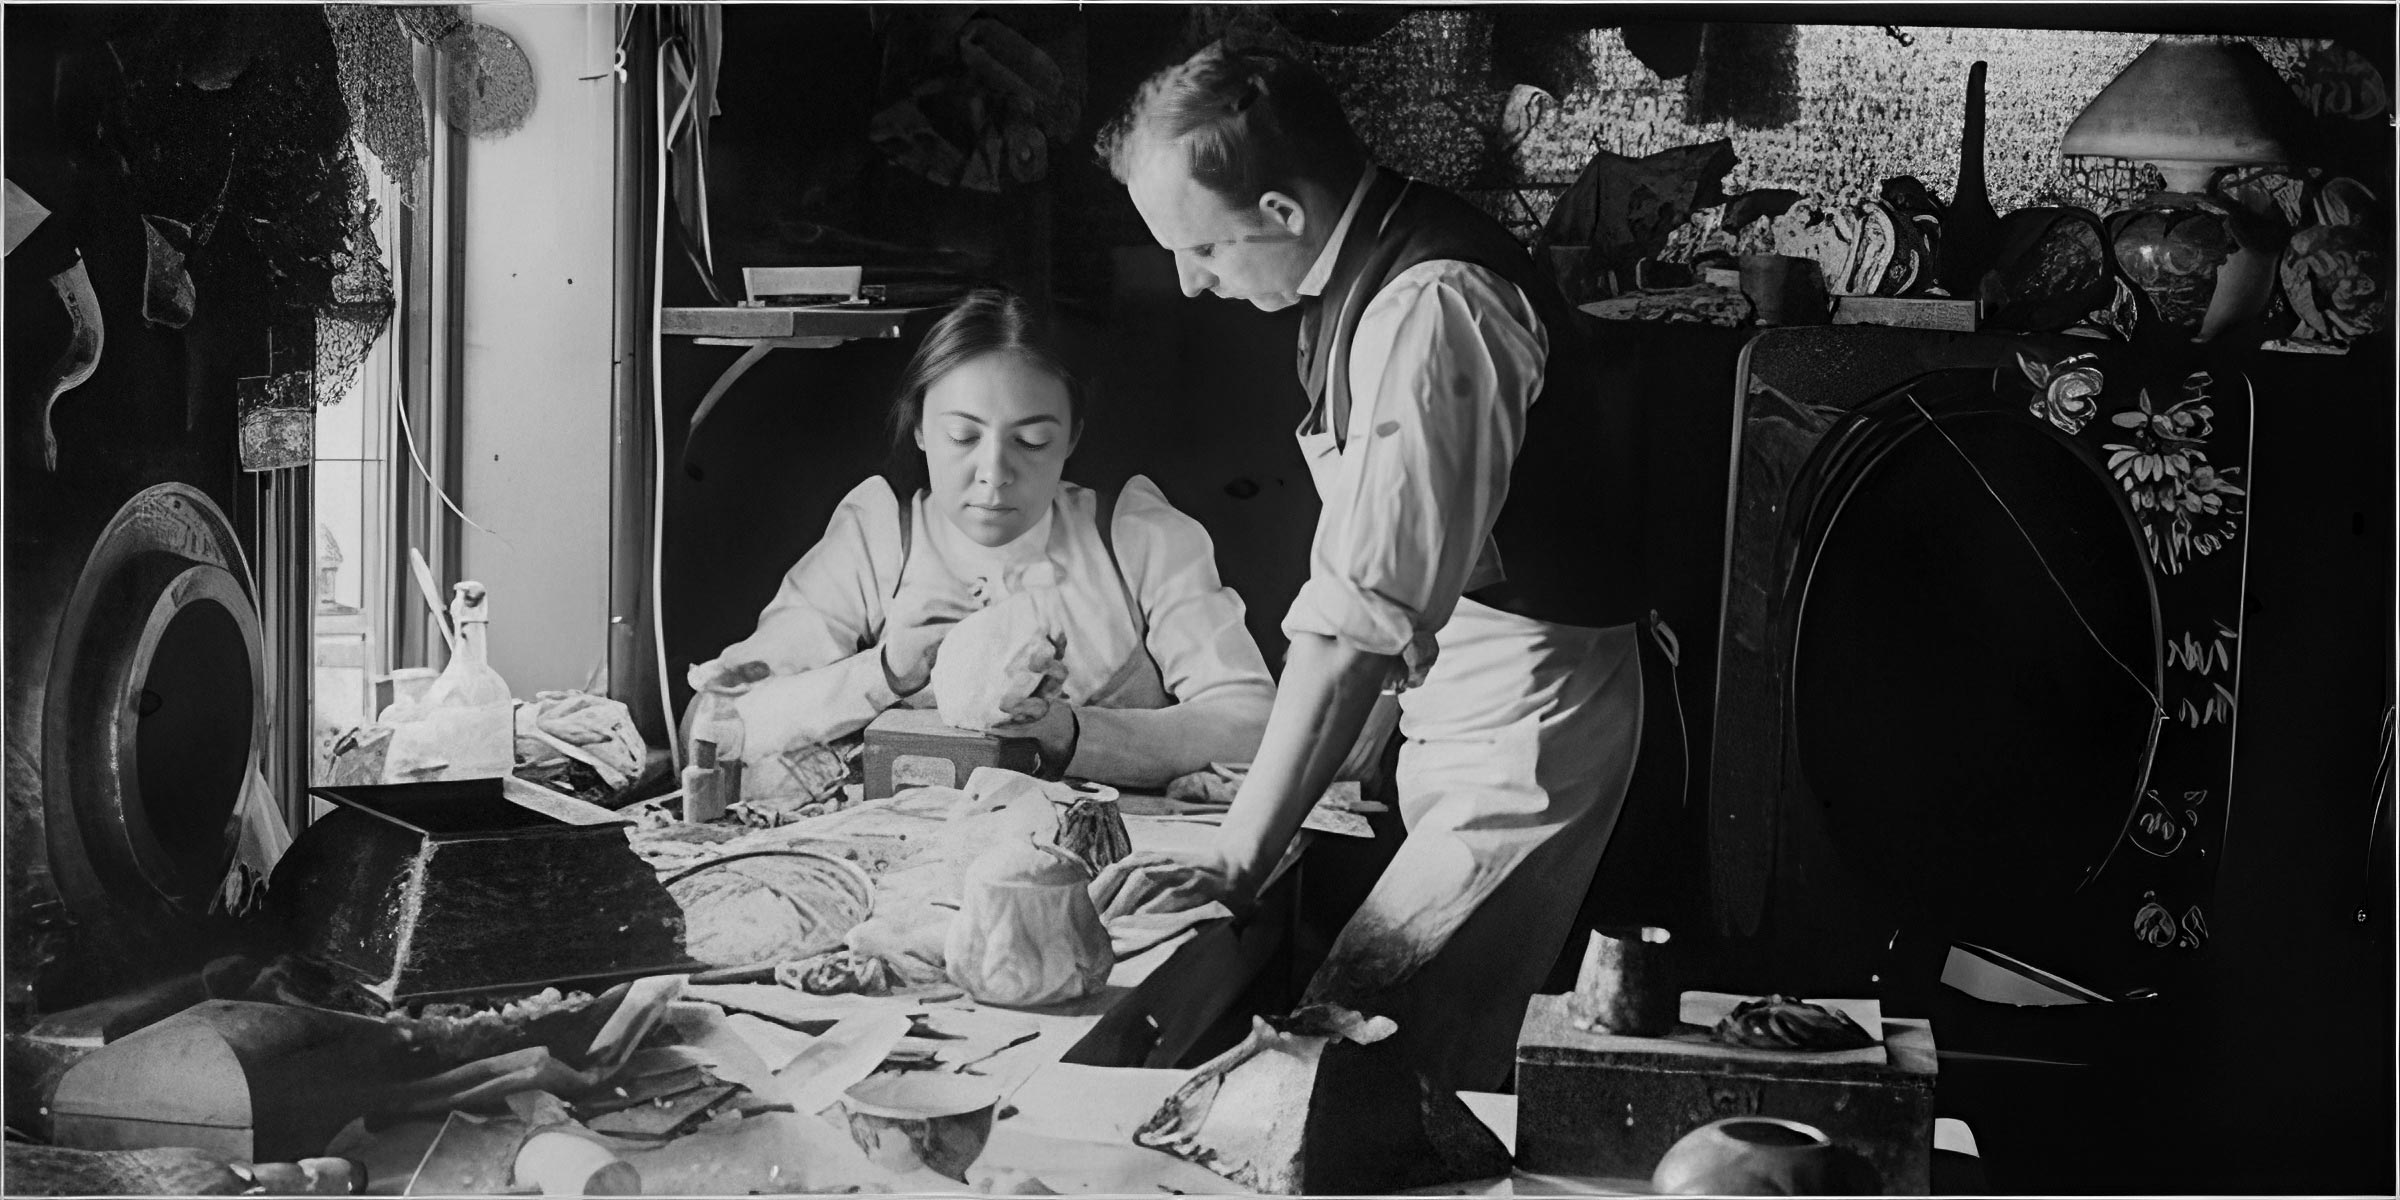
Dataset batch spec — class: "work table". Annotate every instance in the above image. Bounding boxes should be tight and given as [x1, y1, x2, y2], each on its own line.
[318, 780, 1322, 1193]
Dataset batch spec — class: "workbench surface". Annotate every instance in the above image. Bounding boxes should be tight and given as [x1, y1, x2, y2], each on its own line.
[333, 783, 1321, 1194]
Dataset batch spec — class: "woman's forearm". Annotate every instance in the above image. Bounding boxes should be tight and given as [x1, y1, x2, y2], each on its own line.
[731, 649, 901, 757]
[1214, 633, 1398, 901]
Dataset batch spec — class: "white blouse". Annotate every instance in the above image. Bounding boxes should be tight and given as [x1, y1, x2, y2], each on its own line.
[706, 474, 1276, 788]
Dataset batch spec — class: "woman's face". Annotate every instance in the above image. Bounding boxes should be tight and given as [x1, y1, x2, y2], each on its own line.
[917, 351, 1077, 547]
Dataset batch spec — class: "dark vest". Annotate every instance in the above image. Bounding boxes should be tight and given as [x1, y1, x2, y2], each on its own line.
[1297, 171, 1647, 630]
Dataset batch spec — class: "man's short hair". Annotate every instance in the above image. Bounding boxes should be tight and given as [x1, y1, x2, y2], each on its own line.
[1096, 40, 1366, 207]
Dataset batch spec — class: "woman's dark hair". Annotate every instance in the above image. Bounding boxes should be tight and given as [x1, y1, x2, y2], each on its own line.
[886, 286, 1084, 460]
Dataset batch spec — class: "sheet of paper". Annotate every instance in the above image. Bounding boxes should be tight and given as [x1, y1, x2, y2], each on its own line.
[5, 179, 50, 257]
[584, 973, 687, 1072]
[974, 1126, 1252, 1195]
[660, 1000, 775, 1092]
[725, 1012, 817, 1074]
[763, 1010, 914, 1117]
[1299, 802, 1374, 838]
[501, 773, 626, 825]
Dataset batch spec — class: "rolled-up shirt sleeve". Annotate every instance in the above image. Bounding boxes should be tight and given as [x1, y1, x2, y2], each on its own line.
[1281, 261, 1549, 672]
[1069, 476, 1277, 787]
[712, 477, 908, 754]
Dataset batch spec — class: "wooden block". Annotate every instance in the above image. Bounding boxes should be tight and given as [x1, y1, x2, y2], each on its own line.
[269, 779, 696, 1002]
[660, 306, 912, 340]
[1513, 993, 1937, 1194]
[742, 265, 861, 303]
[25, 973, 210, 1048]
[1831, 295, 1979, 331]
[1137, 1023, 1513, 1194]
[51, 1001, 405, 1164]
[862, 709, 1039, 800]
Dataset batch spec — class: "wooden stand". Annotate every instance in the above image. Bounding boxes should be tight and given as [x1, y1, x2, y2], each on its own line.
[1514, 993, 1937, 1194]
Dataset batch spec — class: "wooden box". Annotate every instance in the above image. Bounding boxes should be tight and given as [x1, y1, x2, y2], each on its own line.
[267, 779, 696, 1003]
[50, 1001, 401, 1162]
[1514, 993, 1937, 1193]
[862, 708, 1039, 799]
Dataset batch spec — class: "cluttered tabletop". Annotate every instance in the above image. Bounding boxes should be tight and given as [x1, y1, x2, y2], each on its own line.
[15, 734, 1982, 1198]
[328, 773, 1312, 1196]
[20, 756, 1457, 1197]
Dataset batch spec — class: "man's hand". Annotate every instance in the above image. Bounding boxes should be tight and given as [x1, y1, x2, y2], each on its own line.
[1088, 851, 1239, 921]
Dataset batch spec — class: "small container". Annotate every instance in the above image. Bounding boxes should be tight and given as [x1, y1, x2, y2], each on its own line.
[515, 1131, 640, 1195]
[1568, 926, 1678, 1036]
[1738, 254, 1832, 326]
[841, 1074, 1000, 1182]
[1651, 1116, 1835, 1195]
[682, 690, 745, 823]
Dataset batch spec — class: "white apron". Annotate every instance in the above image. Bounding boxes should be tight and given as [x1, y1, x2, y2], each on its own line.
[1293, 411, 1646, 1092]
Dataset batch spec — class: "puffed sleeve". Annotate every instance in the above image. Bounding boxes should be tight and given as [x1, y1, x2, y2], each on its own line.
[711, 476, 908, 754]
[1066, 476, 1277, 787]
[1280, 261, 1548, 678]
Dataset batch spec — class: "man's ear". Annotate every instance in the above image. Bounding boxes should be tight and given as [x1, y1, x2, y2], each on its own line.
[1258, 190, 1307, 239]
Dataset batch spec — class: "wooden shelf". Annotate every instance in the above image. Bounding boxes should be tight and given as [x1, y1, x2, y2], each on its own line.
[660, 305, 936, 341]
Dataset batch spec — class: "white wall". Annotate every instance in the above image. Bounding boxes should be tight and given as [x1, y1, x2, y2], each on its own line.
[457, 4, 618, 694]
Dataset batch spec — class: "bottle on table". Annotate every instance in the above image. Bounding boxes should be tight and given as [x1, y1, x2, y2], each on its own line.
[401, 581, 515, 780]
[682, 687, 746, 823]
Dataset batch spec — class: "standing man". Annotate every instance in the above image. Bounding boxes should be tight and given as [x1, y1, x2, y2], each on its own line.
[1095, 41, 1651, 1091]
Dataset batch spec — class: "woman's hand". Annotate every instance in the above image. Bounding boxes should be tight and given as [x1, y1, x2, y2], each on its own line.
[988, 696, 1077, 774]
[687, 658, 773, 697]
[880, 583, 977, 697]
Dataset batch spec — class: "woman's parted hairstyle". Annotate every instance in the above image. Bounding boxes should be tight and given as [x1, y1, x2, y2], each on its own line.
[887, 286, 1084, 457]
[1095, 40, 1365, 208]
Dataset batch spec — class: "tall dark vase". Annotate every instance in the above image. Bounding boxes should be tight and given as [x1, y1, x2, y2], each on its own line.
[1937, 61, 2000, 299]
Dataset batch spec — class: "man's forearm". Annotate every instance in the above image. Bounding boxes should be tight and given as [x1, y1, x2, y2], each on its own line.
[1214, 632, 1399, 901]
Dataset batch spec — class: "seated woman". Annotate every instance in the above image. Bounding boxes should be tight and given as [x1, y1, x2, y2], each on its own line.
[689, 287, 1275, 792]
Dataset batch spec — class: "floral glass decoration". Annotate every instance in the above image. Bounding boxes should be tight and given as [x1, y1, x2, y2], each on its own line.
[2015, 351, 2104, 435]
[1985, 207, 2114, 333]
[2104, 199, 2252, 334]
[2279, 177, 2391, 350]
[237, 372, 315, 471]
[2102, 371, 2246, 576]
[2061, 36, 2313, 342]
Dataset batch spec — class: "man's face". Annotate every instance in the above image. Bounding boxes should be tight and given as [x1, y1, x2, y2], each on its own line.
[1126, 143, 1315, 312]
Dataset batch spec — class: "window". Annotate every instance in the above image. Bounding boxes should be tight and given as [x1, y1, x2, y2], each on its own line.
[310, 142, 406, 785]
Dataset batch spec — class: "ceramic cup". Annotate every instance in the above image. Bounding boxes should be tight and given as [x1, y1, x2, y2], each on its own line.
[841, 1074, 1000, 1182]
[1567, 926, 1679, 1036]
[1651, 1116, 1836, 1195]
[514, 1131, 641, 1196]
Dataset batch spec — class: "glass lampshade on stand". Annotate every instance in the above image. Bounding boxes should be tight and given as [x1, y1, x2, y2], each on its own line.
[2062, 36, 2312, 344]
